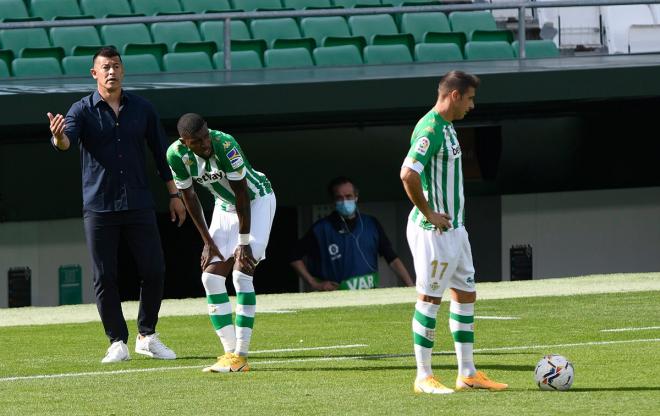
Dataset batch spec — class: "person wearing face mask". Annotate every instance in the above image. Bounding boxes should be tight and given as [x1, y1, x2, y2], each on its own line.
[290, 176, 414, 291]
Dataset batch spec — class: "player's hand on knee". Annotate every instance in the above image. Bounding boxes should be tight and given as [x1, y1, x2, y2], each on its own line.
[234, 244, 257, 275]
[201, 242, 223, 269]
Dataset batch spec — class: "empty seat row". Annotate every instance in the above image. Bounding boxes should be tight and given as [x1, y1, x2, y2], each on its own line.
[0, 40, 560, 78]
[0, 0, 446, 21]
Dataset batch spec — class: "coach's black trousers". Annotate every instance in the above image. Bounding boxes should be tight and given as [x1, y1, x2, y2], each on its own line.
[83, 209, 165, 344]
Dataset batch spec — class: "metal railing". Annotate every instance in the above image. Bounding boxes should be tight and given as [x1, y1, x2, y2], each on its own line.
[0, 0, 655, 70]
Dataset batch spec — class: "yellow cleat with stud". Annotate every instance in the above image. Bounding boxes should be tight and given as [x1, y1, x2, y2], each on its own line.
[414, 376, 454, 395]
[455, 371, 508, 391]
[202, 353, 250, 373]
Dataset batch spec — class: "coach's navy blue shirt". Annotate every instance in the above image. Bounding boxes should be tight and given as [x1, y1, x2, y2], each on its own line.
[60, 90, 172, 212]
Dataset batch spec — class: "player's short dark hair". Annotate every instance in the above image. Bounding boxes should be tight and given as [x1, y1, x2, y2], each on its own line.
[327, 176, 359, 198]
[177, 113, 206, 138]
[92, 46, 121, 64]
[438, 71, 480, 97]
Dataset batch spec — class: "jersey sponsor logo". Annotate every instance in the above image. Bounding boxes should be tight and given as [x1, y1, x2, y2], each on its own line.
[226, 147, 244, 169]
[415, 137, 430, 156]
[195, 170, 225, 184]
[465, 276, 475, 287]
[328, 243, 341, 261]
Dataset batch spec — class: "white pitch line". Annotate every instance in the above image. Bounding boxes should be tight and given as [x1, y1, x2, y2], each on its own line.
[2, 338, 658, 383]
[600, 326, 660, 333]
[476, 316, 520, 320]
[250, 344, 368, 354]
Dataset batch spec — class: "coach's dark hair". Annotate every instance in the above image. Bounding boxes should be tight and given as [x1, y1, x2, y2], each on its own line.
[438, 71, 480, 97]
[327, 176, 359, 198]
[92, 46, 121, 64]
[177, 113, 207, 138]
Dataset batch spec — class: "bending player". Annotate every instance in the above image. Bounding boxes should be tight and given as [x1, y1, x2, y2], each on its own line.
[167, 113, 275, 372]
[400, 71, 508, 394]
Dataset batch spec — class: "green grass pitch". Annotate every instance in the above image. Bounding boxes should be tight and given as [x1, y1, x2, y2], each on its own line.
[0, 277, 658, 415]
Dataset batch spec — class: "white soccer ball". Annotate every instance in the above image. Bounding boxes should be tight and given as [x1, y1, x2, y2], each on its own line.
[534, 354, 574, 391]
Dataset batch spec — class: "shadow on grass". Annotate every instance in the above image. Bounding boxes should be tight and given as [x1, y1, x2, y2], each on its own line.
[254, 363, 532, 373]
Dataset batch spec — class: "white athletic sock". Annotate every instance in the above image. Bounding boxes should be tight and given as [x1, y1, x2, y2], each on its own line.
[202, 272, 236, 354]
[449, 300, 476, 377]
[413, 300, 440, 381]
[233, 270, 256, 357]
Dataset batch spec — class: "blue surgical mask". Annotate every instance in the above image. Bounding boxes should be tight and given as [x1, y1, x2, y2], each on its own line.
[336, 200, 357, 217]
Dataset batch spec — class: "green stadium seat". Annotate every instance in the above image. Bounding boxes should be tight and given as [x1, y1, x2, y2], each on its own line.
[424, 31, 467, 53]
[181, 0, 232, 12]
[29, 0, 82, 20]
[0, 0, 29, 21]
[363, 44, 412, 64]
[449, 11, 497, 37]
[230, 39, 268, 65]
[232, 0, 284, 11]
[100, 24, 153, 53]
[512, 40, 560, 58]
[300, 16, 351, 45]
[313, 45, 362, 66]
[0, 28, 50, 56]
[50, 26, 102, 56]
[0, 49, 14, 72]
[470, 29, 514, 43]
[322, 36, 366, 55]
[400, 12, 450, 43]
[250, 18, 302, 48]
[414, 43, 463, 62]
[333, 0, 380, 7]
[173, 41, 217, 57]
[72, 45, 110, 56]
[130, 0, 183, 15]
[151, 21, 202, 51]
[283, 0, 333, 9]
[464, 41, 514, 60]
[264, 47, 313, 68]
[0, 59, 10, 77]
[163, 51, 214, 72]
[62, 55, 93, 76]
[272, 38, 316, 53]
[123, 43, 168, 69]
[200, 21, 251, 50]
[348, 14, 414, 54]
[80, 0, 132, 18]
[12, 57, 62, 77]
[213, 50, 263, 69]
[121, 54, 161, 73]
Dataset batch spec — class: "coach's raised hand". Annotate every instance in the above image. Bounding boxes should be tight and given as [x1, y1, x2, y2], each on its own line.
[47, 112, 70, 150]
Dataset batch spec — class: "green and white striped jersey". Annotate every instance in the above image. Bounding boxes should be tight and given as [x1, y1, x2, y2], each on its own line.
[166, 129, 272, 212]
[402, 110, 464, 230]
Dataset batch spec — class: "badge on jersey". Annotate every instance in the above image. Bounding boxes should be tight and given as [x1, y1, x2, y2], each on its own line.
[223, 141, 231, 149]
[414, 137, 430, 156]
[226, 147, 244, 169]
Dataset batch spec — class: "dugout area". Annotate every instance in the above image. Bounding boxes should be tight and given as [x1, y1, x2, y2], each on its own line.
[0, 55, 659, 304]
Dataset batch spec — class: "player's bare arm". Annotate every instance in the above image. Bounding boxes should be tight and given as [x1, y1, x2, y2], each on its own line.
[47, 112, 70, 150]
[181, 186, 223, 269]
[229, 177, 257, 275]
[400, 166, 452, 232]
[166, 180, 186, 227]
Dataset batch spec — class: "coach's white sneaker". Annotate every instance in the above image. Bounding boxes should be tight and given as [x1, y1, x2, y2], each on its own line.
[135, 333, 176, 360]
[101, 341, 130, 363]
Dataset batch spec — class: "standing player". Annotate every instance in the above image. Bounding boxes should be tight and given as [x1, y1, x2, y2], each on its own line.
[400, 71, 508, 394]
[167, 113, 275, 373]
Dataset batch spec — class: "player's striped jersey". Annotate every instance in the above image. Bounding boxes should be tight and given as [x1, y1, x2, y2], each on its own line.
[402, 109, 464, 230]
[167, 129, 272, 212]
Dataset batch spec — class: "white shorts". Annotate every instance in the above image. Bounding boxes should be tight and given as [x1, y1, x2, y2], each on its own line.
[406, 219, 476, 297]
[209, 193, 276, 263]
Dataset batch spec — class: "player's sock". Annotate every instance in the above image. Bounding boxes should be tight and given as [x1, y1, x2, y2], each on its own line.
[413, 300, 440, 381]
[233, 270, 256, 357]
[202, 272, 236, 354]
[449, 300, 476, 377]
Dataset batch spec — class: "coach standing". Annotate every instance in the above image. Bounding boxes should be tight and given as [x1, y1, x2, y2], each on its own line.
[47, 47, 186, 363]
